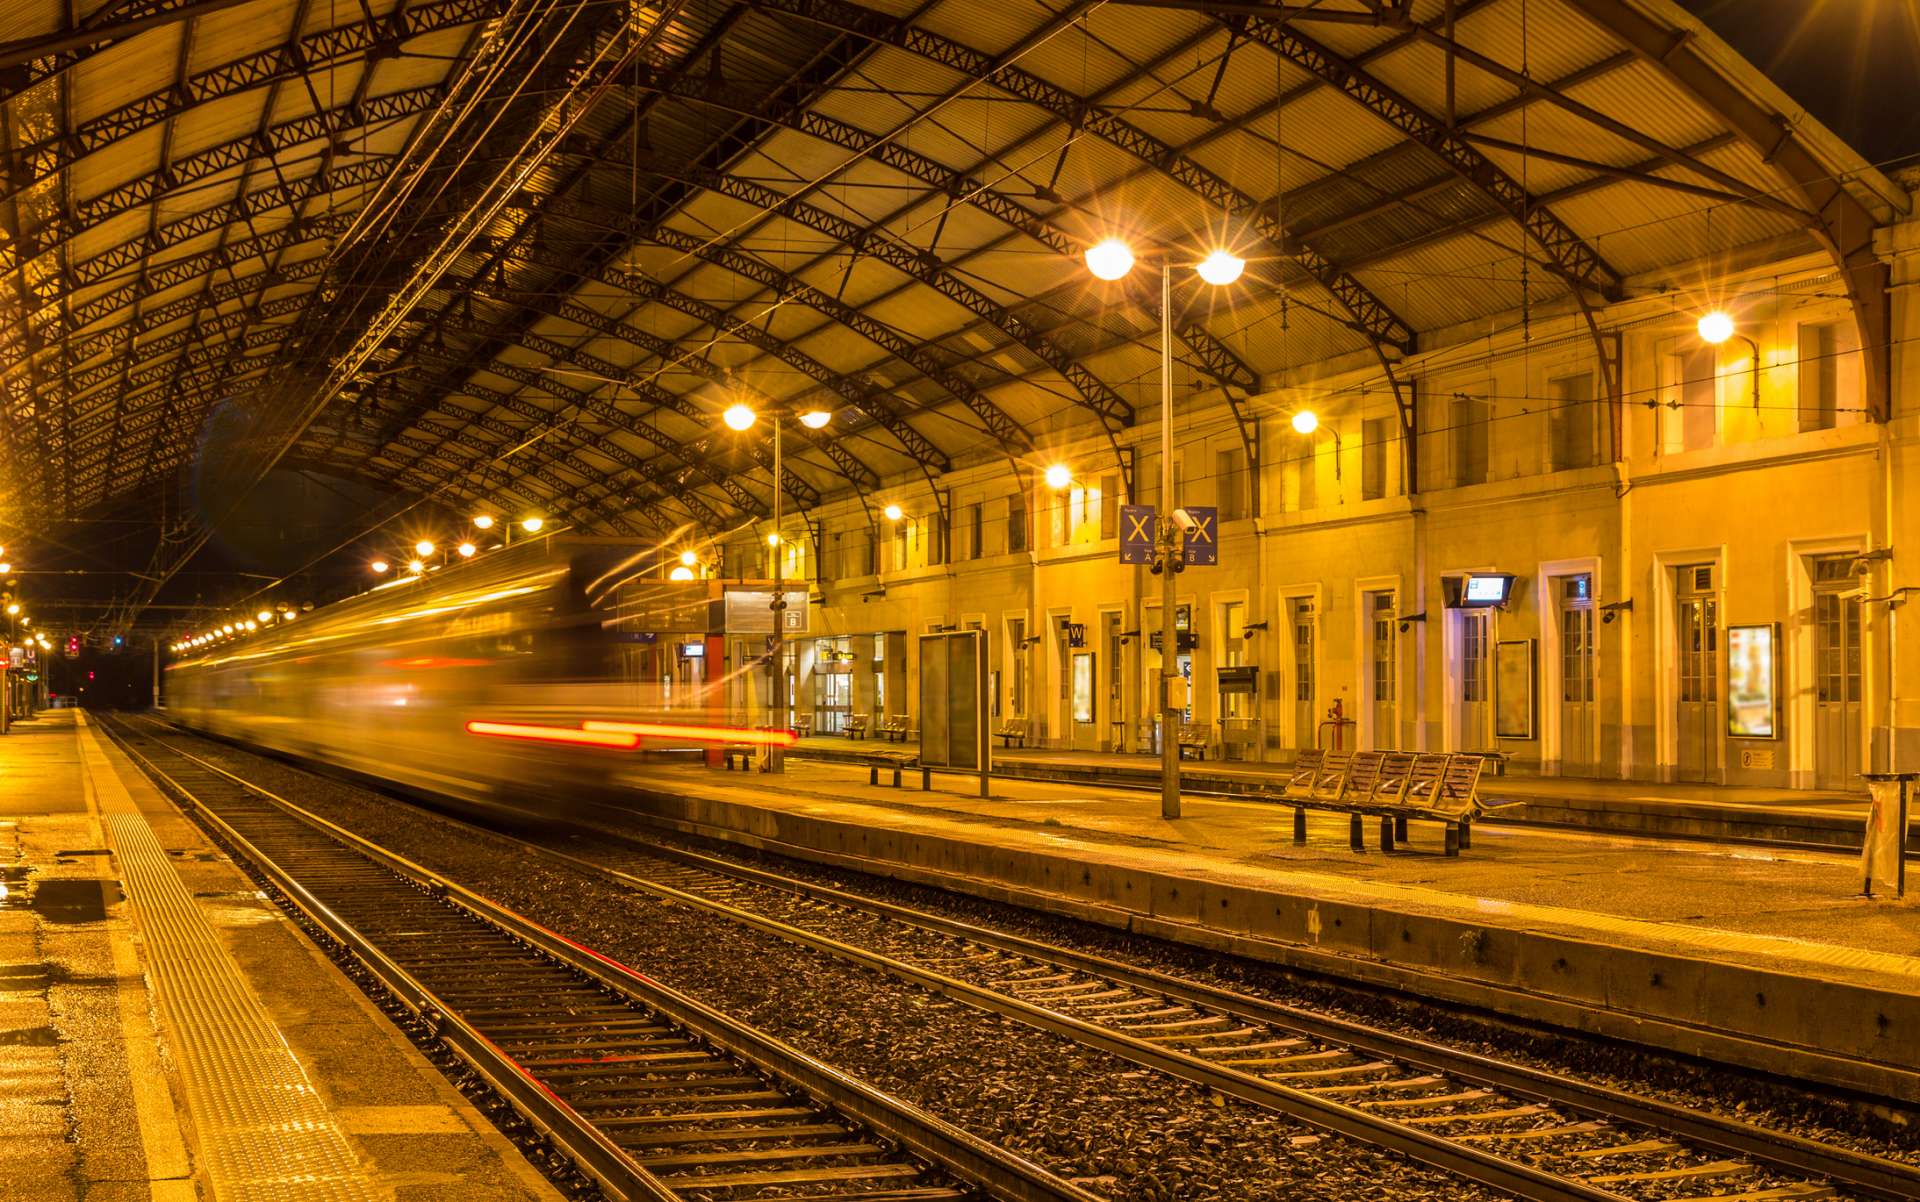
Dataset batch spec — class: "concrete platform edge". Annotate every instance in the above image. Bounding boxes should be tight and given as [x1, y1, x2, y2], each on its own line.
[627, 786, 1920, 1104]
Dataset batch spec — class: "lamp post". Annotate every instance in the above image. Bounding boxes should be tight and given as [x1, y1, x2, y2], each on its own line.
[724, 402, 831, 772]
[1086, 238, 1243, 819]
[1697, 311, 1761, 411]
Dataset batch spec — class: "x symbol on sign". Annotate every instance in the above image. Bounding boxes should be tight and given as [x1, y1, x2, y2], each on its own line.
[1189, 516, 1215, 544]
[1125, 512, 1154, 541]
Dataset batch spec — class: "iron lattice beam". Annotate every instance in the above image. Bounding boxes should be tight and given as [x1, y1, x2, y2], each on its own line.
[755, 0, 1416, 354]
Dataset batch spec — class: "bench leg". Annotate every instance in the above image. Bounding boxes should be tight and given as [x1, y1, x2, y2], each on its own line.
[868, 766, 879, 786]
[1444, 822, 1461, 857]
[921, 767, 931, 790]
[891, 767, 902, 788]
[1393, 814, 1408, 841]
[1349, 813, 1364, 852]
[1457, 818, 1472, 851]
[1379, 816, 1395, 853]
[1293, 806, 1307, 844]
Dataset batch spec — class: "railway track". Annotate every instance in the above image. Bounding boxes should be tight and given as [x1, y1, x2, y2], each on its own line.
[116, 716, 1920, 1202]
[100, 715, 1097, 1202]
[463, 809, 1920, 1202]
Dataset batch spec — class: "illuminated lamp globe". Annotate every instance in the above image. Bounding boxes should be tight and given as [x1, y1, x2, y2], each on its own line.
[0, 563, 10, 574]
[406, 559, 425, 574]
[678, 549, 699, 567]
[722, 403, 757, 431]
[1697, 311, 1734, 345]
[4, 603, 15, 615]
[244, 621, 257, 632]
[1290, 410, 1320, 435]
[222, 624, 234, 634]
[472, 514, 495, 530]
[370, 559, 389, 573]
[883, 503, 904, 521]
[520, 517, 544, 534]
[1043, 463, 1072, 490]
[798, 409, 832, 429]
[1085, 238, 1134, 282]
[1196, 250, 1245, 286]
[282, 612, 296, 622]
[414, 539, 435, 557]
[668, 565, 695, 581]
[256, 610, 272, 623]
[457, 542, 477, 558]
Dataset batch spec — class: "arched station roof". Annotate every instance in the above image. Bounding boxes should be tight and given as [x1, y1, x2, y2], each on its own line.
[0, 0, 1905, 592]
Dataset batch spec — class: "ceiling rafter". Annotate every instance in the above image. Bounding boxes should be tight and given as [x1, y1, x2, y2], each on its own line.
[756, 0, 1416, 354]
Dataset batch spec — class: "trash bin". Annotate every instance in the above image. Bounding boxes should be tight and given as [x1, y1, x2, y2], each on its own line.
[1860, 773, 1912, 899]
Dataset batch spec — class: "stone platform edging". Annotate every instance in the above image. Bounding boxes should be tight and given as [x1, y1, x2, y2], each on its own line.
[629, 785, 1919, 1104]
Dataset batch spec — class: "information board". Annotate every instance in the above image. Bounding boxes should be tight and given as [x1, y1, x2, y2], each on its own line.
[1727, 624, 1779, 739]
[723, 590, 810, 634]
[918, 629, 989, 797]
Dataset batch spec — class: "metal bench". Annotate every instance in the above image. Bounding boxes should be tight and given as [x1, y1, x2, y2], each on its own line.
[792, 713, 814, 738]
[994, 718, 1028, 748]
[877, 715, 911, 743]
[720, 743, 761, 771]
[1175, 723, 1212, 760]
[860, 749, 930, 790]
[845, 713, 871, 740]
[1276, 749, 1487, 855]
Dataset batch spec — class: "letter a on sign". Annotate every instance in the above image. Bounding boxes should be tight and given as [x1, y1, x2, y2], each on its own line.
[1181, 506, 1218, 565]
[1119, 505, 1156, 564]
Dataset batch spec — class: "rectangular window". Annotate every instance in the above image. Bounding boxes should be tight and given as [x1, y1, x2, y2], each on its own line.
[967, 504, 982, 559]
[1451, 394, 1489, 487]
[1100, 473, 1119, 537]
[1677, 346, 1716, 450]
[1008, 495, 1027, 553]
[1799, 322, 1838, 431]
[893, 523, 908, 572]
[1362, 417, 1390, 500]
[1216, 448, 1246, 521]
[1295, 446, 1317, 511]
[1550, 371, 1598, 471]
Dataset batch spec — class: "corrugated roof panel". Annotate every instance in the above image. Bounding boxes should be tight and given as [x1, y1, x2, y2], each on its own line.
[65, 25, 186, 124]
[184, 1, 298, 76]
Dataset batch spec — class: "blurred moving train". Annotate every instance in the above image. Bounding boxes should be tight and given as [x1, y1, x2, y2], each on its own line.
[166, 537, 791, 805]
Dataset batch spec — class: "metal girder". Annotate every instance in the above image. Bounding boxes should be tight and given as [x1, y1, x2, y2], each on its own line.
[525, 291, 880, 491]
[1102, 0, 1411, 22]
[378, 419, 651, 536]
[1, 0, 504, 132]
[1229, 14, 1626, 302]
[668, 166, 1130, 431]
[1, 87, 435, 276]
[406, 375, 724, 532]
[0, 0, 259, 79]
[755, 0, 1416, 354]
[1563, 0, 1893, 422]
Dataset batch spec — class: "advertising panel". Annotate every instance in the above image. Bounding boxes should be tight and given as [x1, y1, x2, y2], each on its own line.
[1727, 623, 1779, 738]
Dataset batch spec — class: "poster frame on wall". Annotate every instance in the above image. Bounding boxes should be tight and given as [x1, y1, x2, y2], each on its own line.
[1493, 638, 1536, 740]
[1726, 622, 1781, 739]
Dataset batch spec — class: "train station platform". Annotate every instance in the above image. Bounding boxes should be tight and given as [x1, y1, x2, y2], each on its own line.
[0, 709, 562, 1202]
[792, 738, 1898, 851]
[619, 754, 1920, 1104]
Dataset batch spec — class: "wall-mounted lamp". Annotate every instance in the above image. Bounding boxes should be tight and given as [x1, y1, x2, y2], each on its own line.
[1601, 599, 1633, 624]
[1018, 635, 1043, 647]
[1118, 628, 1142, 644]
[1241, 620, 1270, 633]
[1848, 548, 1893, 576]
[1396, 611, 1427, 633]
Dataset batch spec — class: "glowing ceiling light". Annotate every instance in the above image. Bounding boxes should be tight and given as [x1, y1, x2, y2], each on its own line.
[1085, 238, 1134, 281]
[798, 409, 832, 429]
[457, 542, 477, 558]
[472, 514, 495, 530]
[520, 517, 544, 534]
[1196, 249, 1245, 286]
[883, 503, 904, 521]
[370, 559, 390, 573]
[1291, 410, 1320, 435]
[678, 549, 699, 567]
[1043, 464, 1072, 490]
[722, 403, 757, 431]
[414, 540, 435, 557]
[668, 565, 695, 581]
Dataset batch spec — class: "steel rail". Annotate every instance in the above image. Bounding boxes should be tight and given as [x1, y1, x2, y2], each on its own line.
[104, 717, 1097, 1202]
[555, 812, 1920, 1202]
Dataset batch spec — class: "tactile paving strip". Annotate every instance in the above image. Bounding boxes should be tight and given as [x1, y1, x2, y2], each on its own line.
[98, 781, 378, 1201]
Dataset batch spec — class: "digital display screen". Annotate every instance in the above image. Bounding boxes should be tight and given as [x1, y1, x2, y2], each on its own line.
[1463, 575, 1512, 605]
[680, 641, 706, 658]
[1727, 625, 1777, 739]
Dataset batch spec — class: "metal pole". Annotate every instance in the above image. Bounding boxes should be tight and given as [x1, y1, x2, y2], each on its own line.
[152, 638, 160, 709]
[1160, 262, 1181, 820]
[769, 417, 786, 773]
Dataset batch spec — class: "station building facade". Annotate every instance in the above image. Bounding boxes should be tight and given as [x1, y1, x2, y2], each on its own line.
[715, 213, 1920, 792]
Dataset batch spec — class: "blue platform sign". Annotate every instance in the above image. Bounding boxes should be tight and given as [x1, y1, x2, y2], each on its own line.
[1181, 506, 1218, 565]
[1119, 504, 1156, 565]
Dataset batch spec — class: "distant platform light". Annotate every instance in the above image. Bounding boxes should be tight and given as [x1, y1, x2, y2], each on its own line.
[669, 565, 695, 581]
[883, 503, 904, 521]
[371, 559, 390, 573]
[722, 403, 757, 431]
[414, 540, 435, 557]
[520, 517, 544, 534]
[256, 610, 271, 623]
[799, 409, 832, 429]
[457, 542, 477, 558]
[1291, 410, 1319, 435]
[407, 559, 425, 574]
[679, 549, 699, 567]
[1697, 310, 1735, 345]
[472, 515, 495, 530]
[1044, 464, 1072, 490]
